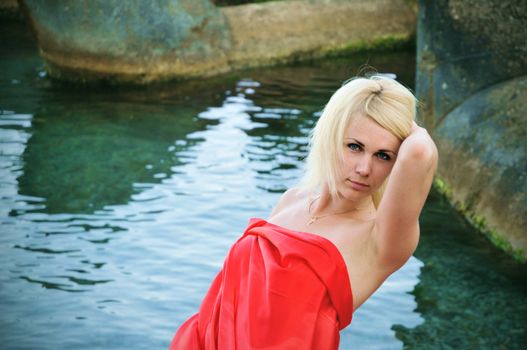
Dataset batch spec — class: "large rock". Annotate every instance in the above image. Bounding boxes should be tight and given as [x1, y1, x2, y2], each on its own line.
[417, 0, 527, 130]
[20, 0, 232, 83]
[19, 0, 416, 83]
[417, 0, 527, 259]
[434, 76, 527, 259]
[222, 0, 416, 70]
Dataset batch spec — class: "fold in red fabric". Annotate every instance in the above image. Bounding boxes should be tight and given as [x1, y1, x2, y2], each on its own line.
[170, 218, 353, 350]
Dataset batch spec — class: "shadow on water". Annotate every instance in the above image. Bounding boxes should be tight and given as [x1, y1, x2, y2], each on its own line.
[15, 93, 217, 214]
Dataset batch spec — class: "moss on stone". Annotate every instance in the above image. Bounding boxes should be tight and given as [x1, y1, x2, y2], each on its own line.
[213, 0, 280, 5]
[433, 177, 526, 263]
[433, 177, 451, 198]
[325, 34, 415, 57]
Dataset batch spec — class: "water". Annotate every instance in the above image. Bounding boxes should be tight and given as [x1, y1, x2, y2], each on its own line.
[1, 20, 526, 350]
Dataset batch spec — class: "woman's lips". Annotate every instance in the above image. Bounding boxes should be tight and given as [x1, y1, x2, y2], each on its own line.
[348, 179, 370, 191]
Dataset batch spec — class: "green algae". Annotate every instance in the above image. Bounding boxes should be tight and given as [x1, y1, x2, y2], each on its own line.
[433, 177, 526, 263]
[213, 0, 281, 5]
[325, 34, 415, 57]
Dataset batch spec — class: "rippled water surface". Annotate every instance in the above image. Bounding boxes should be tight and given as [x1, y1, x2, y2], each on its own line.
[1, 21, 526, 349]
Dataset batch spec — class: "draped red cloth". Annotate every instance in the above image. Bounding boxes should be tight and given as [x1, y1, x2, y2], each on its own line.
[170, 218, 353, 350]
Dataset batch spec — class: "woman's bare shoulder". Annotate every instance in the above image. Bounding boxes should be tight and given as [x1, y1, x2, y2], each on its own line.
[270, 187, 309, 217]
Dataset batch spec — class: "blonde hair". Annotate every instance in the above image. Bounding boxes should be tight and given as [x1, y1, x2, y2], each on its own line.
[301, 75, 416, 207]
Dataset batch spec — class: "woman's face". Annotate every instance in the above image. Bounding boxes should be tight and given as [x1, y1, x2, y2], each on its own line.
[337, 115, 401, 201]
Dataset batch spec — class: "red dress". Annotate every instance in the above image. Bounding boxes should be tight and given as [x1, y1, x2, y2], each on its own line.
[170, 218, 353, 350]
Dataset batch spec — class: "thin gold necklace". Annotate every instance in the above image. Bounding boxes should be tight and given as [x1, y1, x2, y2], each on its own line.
[307, 196, 359, 225]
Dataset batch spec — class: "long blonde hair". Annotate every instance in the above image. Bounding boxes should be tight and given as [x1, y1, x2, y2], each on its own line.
[301, 75, 416, 207]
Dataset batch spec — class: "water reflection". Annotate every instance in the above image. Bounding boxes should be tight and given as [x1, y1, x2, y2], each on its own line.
[15, 95, 217, 214]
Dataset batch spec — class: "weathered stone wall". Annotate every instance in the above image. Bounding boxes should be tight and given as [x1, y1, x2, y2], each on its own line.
[222, 0, 416, 69]
[434, 77, 527, 259]
[19, 0, 416, 84]
[417, 0, 527, 260]
[417, 0, 527, 130]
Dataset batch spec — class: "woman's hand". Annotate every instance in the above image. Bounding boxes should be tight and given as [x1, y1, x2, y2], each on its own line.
[411, 120, 419, 134]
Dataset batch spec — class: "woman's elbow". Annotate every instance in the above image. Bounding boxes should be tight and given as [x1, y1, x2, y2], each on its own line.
[403, 136, 438, 172]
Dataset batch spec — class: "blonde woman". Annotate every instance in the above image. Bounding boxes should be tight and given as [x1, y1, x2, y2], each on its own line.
[170, 75, 438, 350]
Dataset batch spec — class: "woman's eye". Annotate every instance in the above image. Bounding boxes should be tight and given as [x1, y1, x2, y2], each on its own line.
[376, 152, 391, 161]
[347, 143, 361, 151]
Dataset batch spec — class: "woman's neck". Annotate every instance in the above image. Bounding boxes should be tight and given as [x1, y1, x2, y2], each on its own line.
[311, 189, 375, 220]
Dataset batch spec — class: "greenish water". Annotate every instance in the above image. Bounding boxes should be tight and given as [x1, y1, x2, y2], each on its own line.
[395, 189, 527, 349]
[0, 20, 526, 350]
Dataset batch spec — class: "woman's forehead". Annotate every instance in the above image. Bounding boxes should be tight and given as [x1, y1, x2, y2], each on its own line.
[344, 116, 401, 150]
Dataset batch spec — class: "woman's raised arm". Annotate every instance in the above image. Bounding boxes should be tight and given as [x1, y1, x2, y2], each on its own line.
[373, 122, 438, 268]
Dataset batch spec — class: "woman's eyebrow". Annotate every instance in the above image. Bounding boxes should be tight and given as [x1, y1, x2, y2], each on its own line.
[346, 138, 365, 147]
[346, 137, 397, 154]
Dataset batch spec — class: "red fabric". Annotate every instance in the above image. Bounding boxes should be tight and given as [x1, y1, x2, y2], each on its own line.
[170, 218, 353, 350]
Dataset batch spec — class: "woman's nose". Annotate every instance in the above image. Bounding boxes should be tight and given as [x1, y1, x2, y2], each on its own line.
[355, 155, 371, 177]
